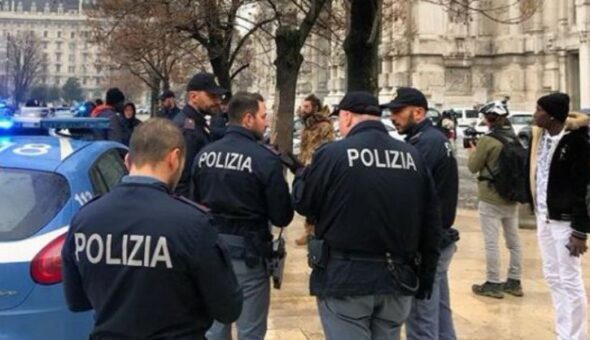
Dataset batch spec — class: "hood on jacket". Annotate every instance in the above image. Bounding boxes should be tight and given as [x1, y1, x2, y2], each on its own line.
[565, 111, 590, 131]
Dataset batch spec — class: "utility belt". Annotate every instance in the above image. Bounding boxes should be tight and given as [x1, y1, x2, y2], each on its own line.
[308, 238, 420, 295]
[219, 230, 286, 290]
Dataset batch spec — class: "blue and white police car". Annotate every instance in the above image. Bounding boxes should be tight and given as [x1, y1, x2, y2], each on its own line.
[0, 117, 128, 339]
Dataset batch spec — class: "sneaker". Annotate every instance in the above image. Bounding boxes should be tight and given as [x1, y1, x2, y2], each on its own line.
[503, 279, 524, 297]
[472, 282, 504, 299]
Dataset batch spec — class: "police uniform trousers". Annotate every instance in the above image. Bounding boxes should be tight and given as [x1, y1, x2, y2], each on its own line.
[317, 294, 412, 340]
[406, 242, 457, 340]
[206, 235, 270, 340]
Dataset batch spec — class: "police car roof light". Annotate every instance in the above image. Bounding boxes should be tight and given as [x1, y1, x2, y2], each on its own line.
[41, 117, 111, 130]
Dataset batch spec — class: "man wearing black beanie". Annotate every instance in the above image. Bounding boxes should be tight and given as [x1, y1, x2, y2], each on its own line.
[528, 92, 590, 340]
[91, 87, 126, 143]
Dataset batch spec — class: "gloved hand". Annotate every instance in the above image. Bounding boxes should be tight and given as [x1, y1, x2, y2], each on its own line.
[415, 272, 435, 300]
[280, 152, 304, 175]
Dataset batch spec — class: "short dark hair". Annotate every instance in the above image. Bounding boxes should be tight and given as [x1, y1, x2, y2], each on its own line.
[128, 118, 185, 167]
[95, 98, 103, 106]
[304, 94, 322, 111]
[106, 88, 125, 106]
[228, 92, 264, 123]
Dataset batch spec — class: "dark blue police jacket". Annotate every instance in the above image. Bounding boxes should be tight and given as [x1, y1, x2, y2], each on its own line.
[62, 176, 242, 340]
[192, 125, 294, 239]
[292, 120, 442, 297]
[173, 105, 211, 199]
[405, 119, 459, 230]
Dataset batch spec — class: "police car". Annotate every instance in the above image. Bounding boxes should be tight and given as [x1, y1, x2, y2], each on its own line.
[0, 117, 128, 339]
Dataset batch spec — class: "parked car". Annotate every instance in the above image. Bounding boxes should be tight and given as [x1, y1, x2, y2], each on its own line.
[509, 111, 534, 136]
[0, 118, 128, 339]
[449, 107, 479, 128]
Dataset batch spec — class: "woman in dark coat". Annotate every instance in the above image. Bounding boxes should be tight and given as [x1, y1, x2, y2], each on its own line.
[121, 102, 141, 146]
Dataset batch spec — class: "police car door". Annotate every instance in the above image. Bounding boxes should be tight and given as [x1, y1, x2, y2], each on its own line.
[89, 149, 128, 195]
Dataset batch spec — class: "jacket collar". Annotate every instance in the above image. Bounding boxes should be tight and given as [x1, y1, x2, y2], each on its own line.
[405, 119, 432, 143]
[121, 175, 171, 193]
[346, 120, 387, 138]
[182, 104, 207, 126]
[226, 125, 259, 141]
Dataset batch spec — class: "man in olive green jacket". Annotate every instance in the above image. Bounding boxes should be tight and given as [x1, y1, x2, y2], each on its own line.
[467, 101, 523, 299]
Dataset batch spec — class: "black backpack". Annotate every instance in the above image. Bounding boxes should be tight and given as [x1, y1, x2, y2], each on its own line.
[483, 133, 529, 203]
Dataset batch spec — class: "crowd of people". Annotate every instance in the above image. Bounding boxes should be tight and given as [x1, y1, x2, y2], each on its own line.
[60, 71, 590, 340]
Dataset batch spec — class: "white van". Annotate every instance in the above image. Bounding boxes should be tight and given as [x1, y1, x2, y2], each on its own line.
[449, 108, 479, 128]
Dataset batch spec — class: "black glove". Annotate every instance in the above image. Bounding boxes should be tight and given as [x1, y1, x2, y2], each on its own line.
[415, 271, 435, 300]
[280, 152, 304, 174]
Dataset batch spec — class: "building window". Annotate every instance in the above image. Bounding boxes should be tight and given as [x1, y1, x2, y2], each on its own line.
[55, 53, 62, 60]
[42, 53, 48, 61]
[43, 42, 48, 49]
[83, 77, 88, 85]
[68, 66, 75, 73]
[70, 32, 75, 39]
[57, 31, 62, 38]
[69, 54, 75, 62]
[43, 31, 48, 38]
[56, 42, 62, 50]
[69, 42, 76, 49]
[56, 65, 61, 73]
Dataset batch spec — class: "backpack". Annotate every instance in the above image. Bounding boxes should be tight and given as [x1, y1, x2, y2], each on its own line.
[483, 133, 529, 203]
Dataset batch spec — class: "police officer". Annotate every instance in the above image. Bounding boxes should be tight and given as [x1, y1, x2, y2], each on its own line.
[62, 118, 243, 340]
[173, 72, 228, 198]
[192, 92, 294, 340]
[156, 90, 181, 120]
[385, 87, 460, 340]
[291, 91, 442, 340]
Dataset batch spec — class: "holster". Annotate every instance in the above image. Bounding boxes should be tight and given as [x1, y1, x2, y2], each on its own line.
[266, 236, 287, 289]
[385, 252, 420, 295]
[243, 231, 272, 268]
[308, 238, 329, 269]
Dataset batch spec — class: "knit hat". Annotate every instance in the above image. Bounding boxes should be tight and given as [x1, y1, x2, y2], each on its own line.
[537, 92, 570, 122]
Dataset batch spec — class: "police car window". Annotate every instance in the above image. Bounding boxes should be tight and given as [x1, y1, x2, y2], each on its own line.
[466, 110, 478, 118]
[0, 168, 70, 241]
[92, 149, 127, 193]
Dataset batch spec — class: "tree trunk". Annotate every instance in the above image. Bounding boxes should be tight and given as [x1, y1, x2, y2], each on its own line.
[210, 53, 232, 96]
[273, 27, 305, 153]
[345, 0, 380, 94]
[149, 80, 161, 117]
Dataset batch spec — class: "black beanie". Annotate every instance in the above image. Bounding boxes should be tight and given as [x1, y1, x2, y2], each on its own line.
[537, 92, 570, 122]
[106, 88, 125, 106]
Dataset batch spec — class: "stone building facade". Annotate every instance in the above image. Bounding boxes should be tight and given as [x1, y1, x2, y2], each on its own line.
[0, 0, 105, 101]
[247, 0, 590, 112]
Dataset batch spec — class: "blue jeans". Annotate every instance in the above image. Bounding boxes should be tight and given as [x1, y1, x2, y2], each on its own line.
[405, 242, 457, 340]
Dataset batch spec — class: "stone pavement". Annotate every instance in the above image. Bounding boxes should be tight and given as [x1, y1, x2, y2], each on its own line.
[264, 210, 590, 340]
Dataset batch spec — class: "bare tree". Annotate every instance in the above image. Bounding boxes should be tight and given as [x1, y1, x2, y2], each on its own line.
[6, 32, 43, 105]
[88, 1, 208, 114]
[263, 0, 331, 152]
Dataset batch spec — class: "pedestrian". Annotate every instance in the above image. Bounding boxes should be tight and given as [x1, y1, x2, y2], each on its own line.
[210, 96, 230, 141]
[61, 118, 243, 340]
[467, 100, 523, 298]
[156, 90, 181, 120]
[291, 91, 442, 340]
[385, 87, 459, 340]
[192, 92, 294, 340]
[173, 73, 228, 198]
[90, 87, 126, 143]
[528, 93, 590, 340]
[294, 94, 335, 246]
[121, 102, 142, 146]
